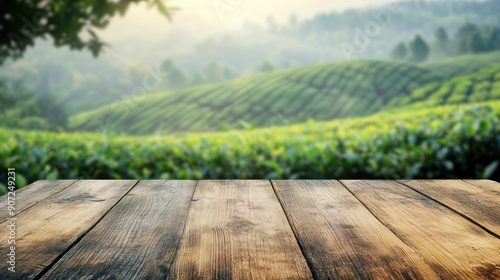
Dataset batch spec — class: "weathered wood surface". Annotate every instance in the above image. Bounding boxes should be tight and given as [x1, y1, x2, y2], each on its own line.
[272, 180, 440, 279]
[0, 180, 78, 222]
[0, 180, 138, 280]
[463, 179, 500, 194]
[0, 179, 499, 280]
[169, 180, 312, 279]
[341, 180, 500, 279]
[398, 179, 500, 237]
[41, 180, 197, 279]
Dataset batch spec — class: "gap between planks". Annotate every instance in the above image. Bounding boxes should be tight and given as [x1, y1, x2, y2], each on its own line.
[41, 180, 198, 279]
[340, 180, 500, 279]
[0, 180, 80, 223]
[396, 180, 500, 239]
[270, 180, 318, 279]
[166, 180, 199, 278]
[34, 180, 141, 280]
[0, 180, 140, 280]
[272, 180, 440, 279]
[336, 180, 418, 251]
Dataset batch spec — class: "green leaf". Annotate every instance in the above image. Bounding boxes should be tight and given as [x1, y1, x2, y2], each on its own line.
[444, 160, 454, 171]
[483, 161, 498, 179]
[156, 0, 173, 21]
[479, 119, 489, 135]
[117, 2, 130, 16]
[16, 174, 27, 188]
[0, 183, 7, 196]
[87, 29, 98, 39]
[46, 170, 59, 180]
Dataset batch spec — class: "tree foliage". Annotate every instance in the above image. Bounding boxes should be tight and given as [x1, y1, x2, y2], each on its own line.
[160, 59, 188, 89]
[0, 0, 174, 64]
[390, 42, 408, 60]
[435, 27, 449, 44]
[0, 81, 67, 130]
[409, 35, 430, 63]
[455, 22, 481, 55]
[433, 27, 449, 57]
[257, 60, 276, 72]
[191, 62, 237, 85]
[451, 23, 500, 55]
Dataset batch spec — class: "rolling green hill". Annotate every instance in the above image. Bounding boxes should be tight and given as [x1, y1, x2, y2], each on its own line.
[387, 64, 500, 109]
[70, 60, 442, 134]
[421, 50, 500, 79]
[70, 51, 500, 135]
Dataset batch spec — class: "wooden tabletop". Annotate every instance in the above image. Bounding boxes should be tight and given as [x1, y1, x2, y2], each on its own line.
[1, 180, 499, 279]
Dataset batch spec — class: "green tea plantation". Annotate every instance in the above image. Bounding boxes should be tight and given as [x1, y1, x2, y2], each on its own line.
[70, 52, 500, 135]
[2, 102, 499, 195]
[69, 60, 442, 134]
[422, 50, 500, 80]
[386, 64, 500, 108]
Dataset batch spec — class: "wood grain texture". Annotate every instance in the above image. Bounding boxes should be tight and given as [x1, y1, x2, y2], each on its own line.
[169, 180, 312, 279]
[41, 180, 197, 279]
[399, 180, 500, 237]
[463, 179, 500, 193]
[0, 180, 137, 280]
[0, 180, 78, 222]
[341, 180, 500, 279]
[272, 180, 440, 280]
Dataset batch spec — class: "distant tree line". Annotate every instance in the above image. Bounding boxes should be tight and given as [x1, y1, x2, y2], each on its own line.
[391, 22, 500, 62]
[157, 58, 278, 90]
[157, 59, 238, 90]
[0, 81, 67, 131]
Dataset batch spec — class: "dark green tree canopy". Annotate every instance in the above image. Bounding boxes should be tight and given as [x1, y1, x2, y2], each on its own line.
[435, 27, 449, 45]
[485, 27, 500, 51]
[390, 42, 408, 60]
[409, 34, 430, 63]
[159, 58, 188, 89]
[432, 26, 450, 57]
[257, 60, 275, 73]
[468, 31, 485, 53]
[455, 22, 481, 54]
[0, 0, 174, 64]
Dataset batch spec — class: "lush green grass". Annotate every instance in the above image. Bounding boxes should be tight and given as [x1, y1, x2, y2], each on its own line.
[3, 101, 500, 194]
[421, 50, 500, 79]
[69, 60, 442, 134]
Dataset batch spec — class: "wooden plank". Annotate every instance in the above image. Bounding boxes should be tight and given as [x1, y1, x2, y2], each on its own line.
[341, 180, 500, 279]
[0, 180, 78, 222]
[0, 180, 138, 280]
[40, 180, 197, 279]
[169, 180, 312, 279]
[273, 180, 440, 280]
[463, 179, 500, 194]
[399, 180, 500, 237]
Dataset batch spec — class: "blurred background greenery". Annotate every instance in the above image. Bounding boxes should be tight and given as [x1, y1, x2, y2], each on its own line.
[1, 0, 500, 193]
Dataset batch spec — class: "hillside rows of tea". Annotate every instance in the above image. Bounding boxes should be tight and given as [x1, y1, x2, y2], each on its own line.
[2, 102, 500, 194]
[70, 61, 442, 134]
[421, 50, 500, 79]
[387, 65, 500, 108]
[70, 52, 500, 135]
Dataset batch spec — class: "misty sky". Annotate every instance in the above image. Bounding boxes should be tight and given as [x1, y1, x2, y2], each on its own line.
[50, 0, 399, 66]
[168, 0, 396, 23]
[101, 0, 396, 44]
